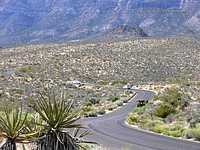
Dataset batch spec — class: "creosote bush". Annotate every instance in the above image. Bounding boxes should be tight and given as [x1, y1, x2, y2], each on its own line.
[151, 124, 185, 137]
[153, 88, 183, 118]
[110, 96, 119, 102]
[127, 113, 139, 124]
[154, 103, 176, 118]
[185, 124, 200, 140]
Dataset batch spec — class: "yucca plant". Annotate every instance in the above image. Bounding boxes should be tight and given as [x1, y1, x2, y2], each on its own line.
[31, 86, 92, 150]
[0, 104, 38, 150]
[72, 128, 97, 150]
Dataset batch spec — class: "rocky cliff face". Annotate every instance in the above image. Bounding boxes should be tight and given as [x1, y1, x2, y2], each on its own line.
[180, 0, 200, 33]
[0, 0, 199, 47]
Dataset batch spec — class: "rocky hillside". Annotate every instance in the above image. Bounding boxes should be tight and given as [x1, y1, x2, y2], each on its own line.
[0, 0, 200, 47]
[0, 37, 200, 88]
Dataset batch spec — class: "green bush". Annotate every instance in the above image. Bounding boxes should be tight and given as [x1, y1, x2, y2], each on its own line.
[83, 101, 93, 107]
[151, 124, 167, 134]
[156, 88, 182, 108]
[166, 130, 183, 137]
[185, 124, 200, 140]
[81, 105, 99, 117]
[111, 80, 127, 85]
[85, 111, 98, 118]
[110, 96, 120, 102]
[127, 113, 139, 124]
[138, 116, 158, 129]
[133, 105, 147, 115]
[97, 80, 109, 85]
[153, 95, 160, 101]
[141, 119, 163, 130]
[166, 125, 185, 137]
[154, 103, 175, 118]
[84, 98, 100, 106]
[151, 124, 184, 137]
[17, 66, 33, 73]
[81, 106, 93, 113]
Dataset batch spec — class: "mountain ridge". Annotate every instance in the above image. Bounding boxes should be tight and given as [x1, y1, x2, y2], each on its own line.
[0, 0, 199, 47]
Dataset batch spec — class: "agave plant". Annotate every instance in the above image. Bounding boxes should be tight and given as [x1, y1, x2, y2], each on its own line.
[31, 86, 92, 150]
[0, 104, 38, 150]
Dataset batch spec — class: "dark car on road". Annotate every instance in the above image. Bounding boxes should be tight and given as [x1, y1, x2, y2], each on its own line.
[137, 99, 148, 107]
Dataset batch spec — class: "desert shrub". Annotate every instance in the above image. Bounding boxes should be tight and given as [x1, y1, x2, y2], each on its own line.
[84, 98, 100, 106]
[153, 95, 160, 101]
[138, 115, 157, 129]
[83, 100, 93, 107]
[89, 98, 100, 105]
[186, 109, 200, 127]
[107, 104, 117, 111]
[166, 125, 185, 137]
[151, 123, 184, 137]
[11, 88, 24, 95]
[142, 120, 163, 130]
[122, 98, 129, 103]
[17, 66, 33, 73]
[186, 128, 200, 140]
[81, 106, 94, 113]
[154, 103, 175, 118]
[121, 94, 127, 97]
[154, 88, 183, 112]
[116, 101, 123, 106]
[110, 96, 120, 102]
[97, 109, 106, 115]
[157, 88, 182, 107]
[133, 105, 147, 115]
[184, 129, 194, 139]
[185, 124, 200, 140]
[111, 80, 127, 85]
[127, 113, 139, 124]
[151, 124, 167, 134]
[166, 129, 183, 137]
[97, 80, 109, 85]
[85, 111, 98, 118]
[81, 106, 98, 117]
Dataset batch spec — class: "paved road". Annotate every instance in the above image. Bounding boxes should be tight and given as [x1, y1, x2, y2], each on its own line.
[82, 89, 200, 150]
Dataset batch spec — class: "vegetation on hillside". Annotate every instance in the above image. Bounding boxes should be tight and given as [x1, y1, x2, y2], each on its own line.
[127, 84, 200, 140]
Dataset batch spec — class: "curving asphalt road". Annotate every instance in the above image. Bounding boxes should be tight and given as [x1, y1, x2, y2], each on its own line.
[82, 89, 200, 150]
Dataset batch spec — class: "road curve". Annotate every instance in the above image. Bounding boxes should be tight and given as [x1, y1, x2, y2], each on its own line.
[82, 89, 200, 150]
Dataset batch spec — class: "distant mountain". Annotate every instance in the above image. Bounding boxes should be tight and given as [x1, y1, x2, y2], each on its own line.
[0, 0, 199, 47]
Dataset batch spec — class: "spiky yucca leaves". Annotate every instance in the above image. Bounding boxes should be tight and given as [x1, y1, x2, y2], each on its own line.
[32, 88, 82, 133]
[0, 104, 38, 149]
[73, 128, 97, 150]
[31, 87, 89, 150]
